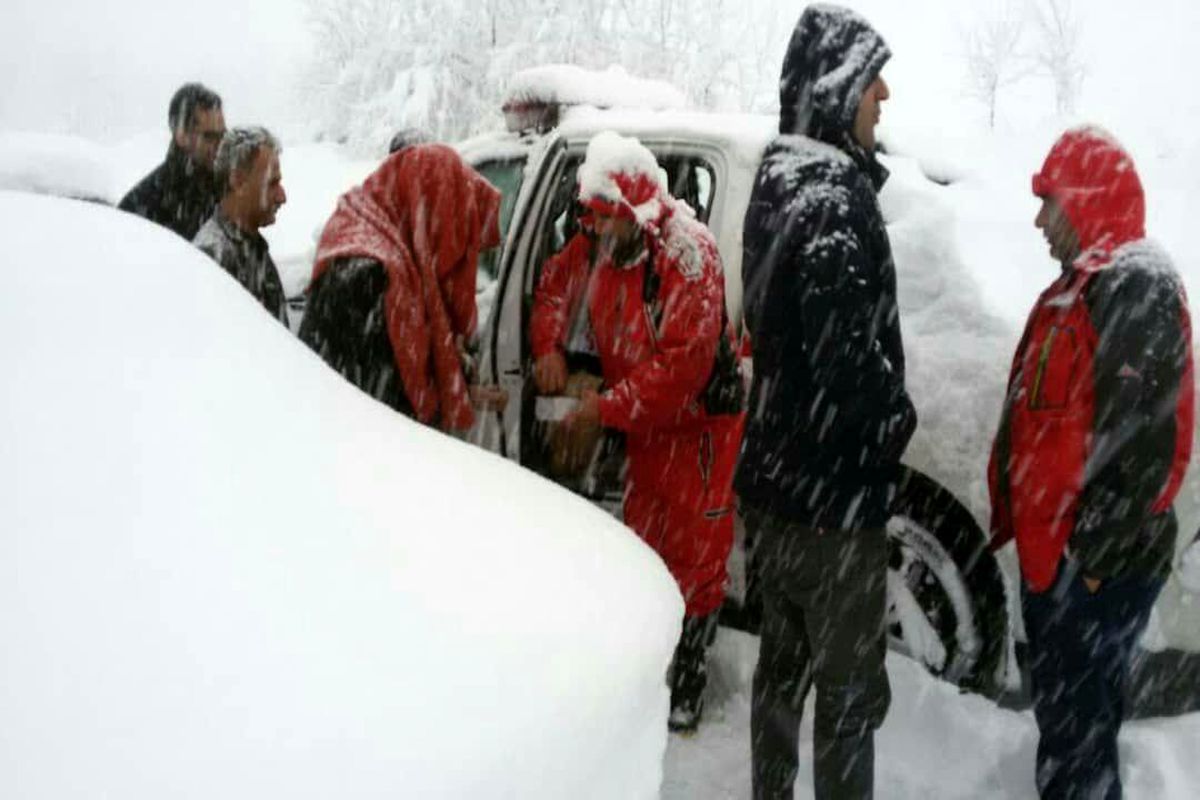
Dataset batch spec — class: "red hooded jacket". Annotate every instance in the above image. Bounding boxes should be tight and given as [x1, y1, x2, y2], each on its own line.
[989, 127, 1194, 591]
[313, 145, 500, 432]
[531, 150, 744, 616]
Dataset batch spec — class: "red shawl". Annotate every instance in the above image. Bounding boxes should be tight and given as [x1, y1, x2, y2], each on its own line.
[313, 145, 501, 431]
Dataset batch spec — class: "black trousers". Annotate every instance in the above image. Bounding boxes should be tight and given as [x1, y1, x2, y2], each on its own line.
[747, 506, 891, 800]
[1023, 558, 1164, 800]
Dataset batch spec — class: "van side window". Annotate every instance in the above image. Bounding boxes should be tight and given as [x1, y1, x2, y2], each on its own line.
[663, 157, 716, 224]
[473, 158, 525, 282]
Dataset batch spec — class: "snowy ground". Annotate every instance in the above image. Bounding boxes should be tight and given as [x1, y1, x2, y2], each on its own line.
[663, 630, 1200, 799]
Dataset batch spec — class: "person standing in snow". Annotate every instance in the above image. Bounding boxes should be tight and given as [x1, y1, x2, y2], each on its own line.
[193, 127, 289, 325]
[989, 126, 1194, 800]
[532, 131, 745, 733]
[299, 144, 506, 432]
[119, 83, 225, 241]
[737, 6, 915, 798]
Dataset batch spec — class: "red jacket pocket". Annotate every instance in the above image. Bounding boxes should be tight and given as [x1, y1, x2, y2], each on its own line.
[1028, 326, 1079, 411]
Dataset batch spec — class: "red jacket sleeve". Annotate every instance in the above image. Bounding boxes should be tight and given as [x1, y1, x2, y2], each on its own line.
[530, 234, 592, 358]
[598, 243, 723, 432]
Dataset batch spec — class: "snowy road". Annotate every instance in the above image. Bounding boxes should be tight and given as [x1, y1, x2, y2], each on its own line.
[663, 629, 1200, 799]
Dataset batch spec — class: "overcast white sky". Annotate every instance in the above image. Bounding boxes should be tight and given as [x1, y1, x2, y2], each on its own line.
[1, 0, 1196, 150]
[0, 0, 311, 142]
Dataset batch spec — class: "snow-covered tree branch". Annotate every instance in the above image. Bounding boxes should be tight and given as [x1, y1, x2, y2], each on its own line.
[302, 0, 791, 152]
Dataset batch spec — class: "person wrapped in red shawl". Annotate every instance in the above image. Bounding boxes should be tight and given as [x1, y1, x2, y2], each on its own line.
[300, 144, 505, 431]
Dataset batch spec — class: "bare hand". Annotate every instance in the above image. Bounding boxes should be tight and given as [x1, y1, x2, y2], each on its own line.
[1083, 576, 1102, 594]
[469, 384, 509, 413]
[533, 351, 568, 395]
[562, 388, 601, 430]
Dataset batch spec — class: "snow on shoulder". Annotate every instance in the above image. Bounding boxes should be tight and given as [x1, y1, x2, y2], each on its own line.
[504, 64, 686, 114]
[0, 192, 681, 799]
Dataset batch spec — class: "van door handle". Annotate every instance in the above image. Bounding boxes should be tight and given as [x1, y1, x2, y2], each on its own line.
[503, 368, 522, 377]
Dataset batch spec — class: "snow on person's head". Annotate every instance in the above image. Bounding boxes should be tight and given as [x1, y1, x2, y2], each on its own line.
[779, 4, 891, 143]
[577, 131, 668, 229]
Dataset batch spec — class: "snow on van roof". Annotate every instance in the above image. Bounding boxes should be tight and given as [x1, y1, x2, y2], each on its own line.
[559, 106, 776, 170]
[503, 64, 686, 114]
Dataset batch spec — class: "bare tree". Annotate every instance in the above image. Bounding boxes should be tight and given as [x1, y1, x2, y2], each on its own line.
[964, 2, 1032, 129]
[1032, 0, 1085, 116]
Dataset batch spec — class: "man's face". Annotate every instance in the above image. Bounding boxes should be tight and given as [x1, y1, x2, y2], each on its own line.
[175, 107, 226, 169]
[232, 146, 286, 229]
[1034, 196, 1080, 266]
[852, 75, 890, 152]
[591, 210, 641, 260]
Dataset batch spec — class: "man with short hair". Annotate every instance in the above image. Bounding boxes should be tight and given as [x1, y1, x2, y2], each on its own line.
[194, 127, 288, 325]
[388, 127, 430, 155]
[989, 126, 1193, 800]
[120, 83, 225, 240]
[738, 5, 915, 798]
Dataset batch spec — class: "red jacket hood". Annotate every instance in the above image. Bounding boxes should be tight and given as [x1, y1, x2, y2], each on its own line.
[1032, 126, 1146, 267]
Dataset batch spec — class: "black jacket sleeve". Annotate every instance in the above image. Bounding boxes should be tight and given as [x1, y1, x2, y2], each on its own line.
[795, 185, 915, 471]
[1072, 267, 1188, 578]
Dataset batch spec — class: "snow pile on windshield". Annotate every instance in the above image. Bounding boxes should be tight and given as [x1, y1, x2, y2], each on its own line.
[0, 132, 124, 203]
[0, 192, 681, 799]
[504, 64, 686, 113]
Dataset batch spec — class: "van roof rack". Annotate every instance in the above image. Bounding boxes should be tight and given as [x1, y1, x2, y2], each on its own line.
[501, 64, 686, 134]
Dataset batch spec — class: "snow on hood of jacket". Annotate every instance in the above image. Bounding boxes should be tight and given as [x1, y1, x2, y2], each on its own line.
[778, 3, 891, 141]
[1032, 125, 1147, 270]
[578, 131, 711, 281]
[577, 131, 668, 226]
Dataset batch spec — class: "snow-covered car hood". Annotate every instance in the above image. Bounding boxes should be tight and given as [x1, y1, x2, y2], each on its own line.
[0, 192, 681, 799]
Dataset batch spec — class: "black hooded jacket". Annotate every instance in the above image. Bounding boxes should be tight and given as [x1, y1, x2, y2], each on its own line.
[736, 5, 916, 530]
[118, 144, 220, 241]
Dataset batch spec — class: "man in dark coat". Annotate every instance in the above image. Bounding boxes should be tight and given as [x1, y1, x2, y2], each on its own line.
[193, 127, 289, 325]
[737, 5, 916, 798]
[119, 83, 225, 240]
[989, 126, 1194, 800]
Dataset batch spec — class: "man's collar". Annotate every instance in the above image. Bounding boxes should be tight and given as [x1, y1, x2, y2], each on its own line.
[214, 206, 266, 249]
[840, 133, 889, 191]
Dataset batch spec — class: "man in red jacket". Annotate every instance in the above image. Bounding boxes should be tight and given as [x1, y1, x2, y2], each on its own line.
[989, 126, 1194, 799]
[531, 132, 744, 732]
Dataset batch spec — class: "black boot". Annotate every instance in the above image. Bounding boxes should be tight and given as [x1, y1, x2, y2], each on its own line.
[669, 612, 719, 733]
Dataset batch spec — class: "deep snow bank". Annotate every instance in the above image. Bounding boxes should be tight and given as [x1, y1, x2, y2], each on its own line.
[0, 192, 681, 799]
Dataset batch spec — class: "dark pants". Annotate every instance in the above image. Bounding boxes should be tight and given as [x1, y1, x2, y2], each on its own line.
[668, 612, 719, 722]
[748, 507, 891, 800]
[1022, 559, 1164, 800]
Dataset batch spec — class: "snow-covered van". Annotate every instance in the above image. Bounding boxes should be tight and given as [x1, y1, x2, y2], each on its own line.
[457, 65, 1200, 715]
[1, 190, 681, 798]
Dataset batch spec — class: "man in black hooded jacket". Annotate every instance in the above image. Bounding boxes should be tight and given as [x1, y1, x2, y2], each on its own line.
[737, 5, 916, 798]
[119, 83, 225, 241]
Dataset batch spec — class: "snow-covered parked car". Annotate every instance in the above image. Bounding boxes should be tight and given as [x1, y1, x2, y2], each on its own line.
[456, 65, 1200, 713]
[0, 190, 682, 799]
